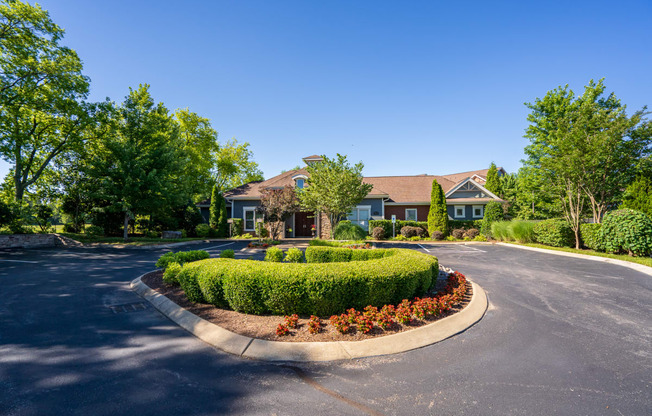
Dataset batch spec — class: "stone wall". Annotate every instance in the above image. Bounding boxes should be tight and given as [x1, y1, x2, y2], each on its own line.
[0, 234, 80, 249]
[319, 212, 331, 239]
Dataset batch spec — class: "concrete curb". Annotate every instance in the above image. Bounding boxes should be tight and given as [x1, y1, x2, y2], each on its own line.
[496, 242, 652, 277]
[131, 275, 488, 362]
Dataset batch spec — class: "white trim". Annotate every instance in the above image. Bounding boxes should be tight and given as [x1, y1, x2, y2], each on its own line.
[291, 174, 308, 180]
[405, 208, 418, 221]
[243, 207, 257, 231]
[454, 205, 466, 219]
[445, 177, 501, 200]
[472, 205, 484, 218]
[384, 202, 430, 205]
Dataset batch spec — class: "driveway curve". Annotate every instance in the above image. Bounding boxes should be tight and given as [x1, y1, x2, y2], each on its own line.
[1, 241, 650, 415]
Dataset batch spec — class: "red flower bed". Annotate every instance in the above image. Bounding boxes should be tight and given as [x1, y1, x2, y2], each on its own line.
[275, 271, 469, 337]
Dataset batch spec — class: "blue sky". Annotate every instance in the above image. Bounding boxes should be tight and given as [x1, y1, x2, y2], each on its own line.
[3, 0, 651, 179]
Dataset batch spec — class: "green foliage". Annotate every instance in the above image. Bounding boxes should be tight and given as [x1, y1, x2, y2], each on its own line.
[195, 223, 210, 238]
[490, 222, 510, 241]
[533, 219, 575, 247]
[163, 262, 182, 284]
[256, 222, 269, 238]
[523, 79, 651, 243]
[85, 225, 104, 237]
[368, 220, 428, 238]
[0, 0, 93, 201]
[298, 154, 373, 236]
[601, 209, 652, 256]
[580, 223, 605, 251]
[213, 139, 264, 192]
[481, 201, 503, 237]
[229, 218, 244, 236]
[621, 175, 652, 218]
[0, 200, 13, 228]
[448, 219, 483, 230]
[34, 204, 53, 232]
[427, 180, 448, 236]
[180, 248, 437, 315]
[485, 163, 501, 195]
[220, 249, 235, 258]
[155, 250, 210, 269]
[283, 247, 304, 263]
[264, 246, 284, 262]
[308, 239, 366, 247]
[332, 220, 367, 240]
[491, 220, 536, 243]
[209, 185, 227, 237]
[400, 226, 425, 238]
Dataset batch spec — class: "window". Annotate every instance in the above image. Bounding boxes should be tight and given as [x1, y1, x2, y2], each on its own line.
[347, 206, 371, 231]
[244, 207, 257, 231]
[405, 209, 417, 221]
[472, 205, 484, 218]
[454, 205, 466, 219]
[295, 178, 304, 189]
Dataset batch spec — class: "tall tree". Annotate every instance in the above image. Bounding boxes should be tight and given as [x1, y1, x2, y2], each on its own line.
[0, 0, 92, 201]
[175, 109, 219, 201]
[298, 154, 372, 237]
[213, 139, 264, 191]
[257, 186, 300, 240]
[484, 162, 501, 195]
[523, 79, 651, 247]
[84, 85, 184, 240]
[427, 179, 448, 236]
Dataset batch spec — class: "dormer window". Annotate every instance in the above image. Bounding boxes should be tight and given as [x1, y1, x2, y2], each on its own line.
[296, 178, 304, 189]
[292, 174, 308, 189]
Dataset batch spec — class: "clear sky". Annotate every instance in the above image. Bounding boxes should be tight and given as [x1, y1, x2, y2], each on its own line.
[3, 0, 651, 179]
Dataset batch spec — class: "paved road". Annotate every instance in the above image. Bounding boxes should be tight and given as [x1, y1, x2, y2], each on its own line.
[1, 241, 650, 415]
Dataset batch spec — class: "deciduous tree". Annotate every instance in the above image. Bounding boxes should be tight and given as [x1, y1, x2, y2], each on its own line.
[257, 186, 300, 240]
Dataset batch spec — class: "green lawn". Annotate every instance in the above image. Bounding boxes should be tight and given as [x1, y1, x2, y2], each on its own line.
[57, 233, 208, 246]
[504, 242, 652, 268]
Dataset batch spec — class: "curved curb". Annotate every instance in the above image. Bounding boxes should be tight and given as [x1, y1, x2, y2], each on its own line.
[496, 242, 652, 277]
[130, 275, 488, 362]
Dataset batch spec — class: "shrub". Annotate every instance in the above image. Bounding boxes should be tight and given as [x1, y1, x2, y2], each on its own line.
[333, 220, 367, 240]
[509, 220, 536, 243]
[195, 223, 211, 238]
[85, 225, 104, 237]
[220, 249, 235, 258]
[256, 222, 269, 238]
[400, 226, 424, 238]
[580, 223, 604, 251]
[146, 230, 160, 238]
[451, 228, 465, 239]
[156, 250, 210, 269]
[533, 219, 575, 248]
[448, 220, 483, 230]
[229, 218, 244, 236]
[181, 248, 438, 316]
[601, 209, 652, 256]
[264, 246, 284, 262]
[371, 226, 386, 240]
[63, 223, 81, 233]
[463, 228, 479, 239]
[428, 180, 448, 235]
[431, 230, 444, 240]
[368, 220, 428, 238]
[163, 262, 182, 284]
[480, 201, 503, 237]
[283, 247, 304, 263]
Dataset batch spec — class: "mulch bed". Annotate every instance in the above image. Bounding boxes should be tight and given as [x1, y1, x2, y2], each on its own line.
[141, 271, 472, 342]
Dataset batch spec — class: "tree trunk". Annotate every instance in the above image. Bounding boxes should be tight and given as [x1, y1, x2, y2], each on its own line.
[123, 212, 129, 241]
[574, 227, 581, 250]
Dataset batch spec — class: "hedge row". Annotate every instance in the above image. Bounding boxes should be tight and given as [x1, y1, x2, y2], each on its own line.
[175, 247, 439, 316]
[369, 220, 428, 238]
[156, 250, 210, 269]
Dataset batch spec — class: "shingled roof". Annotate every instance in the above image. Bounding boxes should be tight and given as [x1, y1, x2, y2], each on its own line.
[218, 167, 496, 204]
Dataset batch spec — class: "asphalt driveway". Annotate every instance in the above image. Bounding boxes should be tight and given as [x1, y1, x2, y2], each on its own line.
[0, 241, 650, 415]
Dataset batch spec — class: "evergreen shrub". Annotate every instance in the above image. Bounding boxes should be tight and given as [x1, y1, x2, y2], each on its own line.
[264, 246, 284, 262]
[156, 250, 210, 269]
[333, 220, 367, 240]
[195, 223, 210, 238]
[283, 247, 304, 263]
[601, 209, 652, 256]
[533, 219, 575, 247]
[580, 223, 605, 251]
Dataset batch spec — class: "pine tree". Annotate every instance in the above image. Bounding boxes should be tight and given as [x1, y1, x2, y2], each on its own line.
[427, 180, 448, 236]
[485, 162, 501, 195]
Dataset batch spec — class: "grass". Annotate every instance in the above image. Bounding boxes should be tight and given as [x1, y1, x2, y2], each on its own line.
[58, 233, 207, 246]
[504, 241, 652, 268]
[309, 239, 367, 247]
[491, 220, 536, 243]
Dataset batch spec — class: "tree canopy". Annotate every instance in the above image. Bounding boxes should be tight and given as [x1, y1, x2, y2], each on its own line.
[298, 154, 372, 236]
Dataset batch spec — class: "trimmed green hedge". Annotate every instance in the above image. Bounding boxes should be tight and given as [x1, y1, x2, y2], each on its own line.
[156, 250, 210, 269]
[449, 219, 483, 230]
[533, 219, 575, 248]
[176, 247, 438, 316]
[369, 220, 428, 238]
[580, 223, 604, 251]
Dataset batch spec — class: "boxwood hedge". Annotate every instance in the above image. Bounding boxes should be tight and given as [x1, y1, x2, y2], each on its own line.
[176, 247, 438, 316]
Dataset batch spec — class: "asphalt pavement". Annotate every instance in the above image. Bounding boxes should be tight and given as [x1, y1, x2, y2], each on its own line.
[1, 241, 650, 415]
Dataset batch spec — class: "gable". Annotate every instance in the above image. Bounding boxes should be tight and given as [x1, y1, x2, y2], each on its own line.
[445, 177, 501, 201]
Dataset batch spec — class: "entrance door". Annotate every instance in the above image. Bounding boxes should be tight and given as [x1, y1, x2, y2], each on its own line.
[294, 211, 314, 237]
